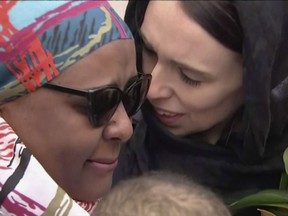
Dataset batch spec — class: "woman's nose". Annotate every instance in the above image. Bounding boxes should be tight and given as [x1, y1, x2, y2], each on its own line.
[147, 63, 172, 100]
[103, 102, 133, 143]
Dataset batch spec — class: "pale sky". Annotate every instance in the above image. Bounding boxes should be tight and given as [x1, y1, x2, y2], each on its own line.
[108, 1, 128, 19]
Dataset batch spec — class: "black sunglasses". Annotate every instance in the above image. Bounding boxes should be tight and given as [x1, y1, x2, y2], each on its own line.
[44, 74, 151, 127]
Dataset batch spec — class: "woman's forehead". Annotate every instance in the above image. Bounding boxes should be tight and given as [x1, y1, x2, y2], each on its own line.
[52, 40, 136, 89]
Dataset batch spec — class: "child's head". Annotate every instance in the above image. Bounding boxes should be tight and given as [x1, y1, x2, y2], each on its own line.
[96, 171, 231, 216]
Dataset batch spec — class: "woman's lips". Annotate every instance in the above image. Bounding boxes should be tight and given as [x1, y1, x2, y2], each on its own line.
[86, 158, 118, 171]
[153, 107, 183, 126]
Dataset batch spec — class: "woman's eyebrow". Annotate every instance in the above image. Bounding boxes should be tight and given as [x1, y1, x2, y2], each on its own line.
[172, 60, 214, 80]
[140, 30, 212, 79]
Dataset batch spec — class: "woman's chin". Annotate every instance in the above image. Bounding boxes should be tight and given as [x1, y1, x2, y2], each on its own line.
[69, 177, 112, 202]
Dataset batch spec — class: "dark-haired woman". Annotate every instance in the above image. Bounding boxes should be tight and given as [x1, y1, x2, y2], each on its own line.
[113, 1, 288, 216]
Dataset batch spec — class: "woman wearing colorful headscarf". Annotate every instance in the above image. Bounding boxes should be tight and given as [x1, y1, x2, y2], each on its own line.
[113, 1, 288, 216]
[0, 1, 151, 215]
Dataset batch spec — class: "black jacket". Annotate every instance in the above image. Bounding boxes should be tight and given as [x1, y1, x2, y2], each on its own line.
[113, 1, 288, 216]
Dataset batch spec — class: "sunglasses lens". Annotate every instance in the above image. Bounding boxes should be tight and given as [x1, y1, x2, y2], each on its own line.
[124, 76, 151, 116]
[89, 74, 151, 127]
[89, 89, 122, 126]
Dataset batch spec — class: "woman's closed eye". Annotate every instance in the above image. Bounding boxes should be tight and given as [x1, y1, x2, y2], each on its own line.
[178, 68, 201, 87]
[71, 98, 90, 115]
[75, 104, 89, 115]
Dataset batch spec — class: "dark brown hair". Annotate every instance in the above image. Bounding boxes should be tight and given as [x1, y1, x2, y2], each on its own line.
[124, 0, 242, 72]
[181, 1, 243, 53]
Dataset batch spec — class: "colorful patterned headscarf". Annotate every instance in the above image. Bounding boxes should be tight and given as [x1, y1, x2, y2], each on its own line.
[0, 0, 133, 104]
